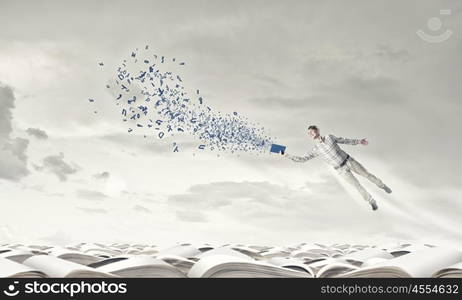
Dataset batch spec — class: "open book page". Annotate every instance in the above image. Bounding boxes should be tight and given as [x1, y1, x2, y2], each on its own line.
[30, 245, 53, 251]
[316, 262, 359, 278]
[5, 245, 48, 255]
[386, 244, 433, 257]
[247, 245, 271, 252]
[339, 247, 462, 277]
[0, 248, 13, 254]
[197, 245, 215, 252]
[298, 243, 329, 250]
[0, 249, 35, 263]
[330, 243, 350, 250]
[22, 255, 116, 278]
[194, 246, 254, 260]
[79, 243, 123, 257]
[156, 254, 196, 273]
[227, 245, 263, 259]
[156, 244, 201, 258]
[4, 241, 462, 278]
[361, 257, 391, 267]
[187, 254, 311, 278]
[306, 257, 347, 268]
[188, 254, 252, 277]
[87, 257, 129, 268]
[344, 247, 394, 263]
[121, 247, 142, 255]
[156, 253, 196, 263]
[95, 255, 172, 271]
[95, 255, 186, 277]
[259, 247, 292, 258]
[46, 246, 105, 265]
[0, 257, 47, 278]
[267, 257, 315, 276]
[136, 247, 159, 255]
[0, 249, 14, 255]
[291, 247, 339, 258]
[432, 261, 462, 278]
[46, 246, 92, 256]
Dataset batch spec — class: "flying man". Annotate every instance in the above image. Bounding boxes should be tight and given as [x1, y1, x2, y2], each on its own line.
[284, 125, 392, 211]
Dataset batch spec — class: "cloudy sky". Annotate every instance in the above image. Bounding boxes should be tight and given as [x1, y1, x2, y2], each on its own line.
[1, 0, 461, 249]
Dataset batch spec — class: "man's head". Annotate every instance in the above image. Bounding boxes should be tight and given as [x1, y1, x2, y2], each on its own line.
[307, 125, 320, 139]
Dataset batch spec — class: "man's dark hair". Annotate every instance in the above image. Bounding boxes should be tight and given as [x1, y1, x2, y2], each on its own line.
[308, 125, 319, 131]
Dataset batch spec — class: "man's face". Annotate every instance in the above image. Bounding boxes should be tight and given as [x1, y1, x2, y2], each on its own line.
[308, 128, 319, 139]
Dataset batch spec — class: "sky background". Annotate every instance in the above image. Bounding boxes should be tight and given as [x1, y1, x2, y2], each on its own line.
[1, 0, 461, 249]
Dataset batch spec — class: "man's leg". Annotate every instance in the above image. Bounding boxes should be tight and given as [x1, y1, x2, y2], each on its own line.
[337, 166, 373, 203]
[346, 157, 386, 189]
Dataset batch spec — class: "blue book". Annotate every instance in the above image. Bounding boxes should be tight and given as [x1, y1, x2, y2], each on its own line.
[270, 143, 286, 154]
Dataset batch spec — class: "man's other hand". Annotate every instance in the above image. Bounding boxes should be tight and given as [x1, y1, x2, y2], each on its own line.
[360, 138, 369, 145]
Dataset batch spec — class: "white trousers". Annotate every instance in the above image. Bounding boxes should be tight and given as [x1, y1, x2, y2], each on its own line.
[336, 156, 385, 203]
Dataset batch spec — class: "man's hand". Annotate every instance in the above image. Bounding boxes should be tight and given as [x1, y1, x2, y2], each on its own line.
[360, 138, 369, 145]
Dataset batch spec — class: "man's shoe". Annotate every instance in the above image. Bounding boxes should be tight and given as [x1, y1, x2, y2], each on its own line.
[370, 199, 378, 211]
[382, 185, 392, 194]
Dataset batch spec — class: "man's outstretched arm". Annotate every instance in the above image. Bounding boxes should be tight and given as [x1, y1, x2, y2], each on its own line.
[284, 151, 318, 162]
[330, 134, 368, 145]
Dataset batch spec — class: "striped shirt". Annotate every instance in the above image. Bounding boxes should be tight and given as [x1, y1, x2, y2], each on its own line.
[286, 134, 361, 168]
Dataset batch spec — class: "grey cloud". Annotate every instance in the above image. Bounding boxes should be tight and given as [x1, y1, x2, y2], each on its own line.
[175, 210, 209, 223]
[231, 151, 300, 173]
[165, 180, 334, 229]
[93, 171, 110, 181]
[36, 152, 79, 181]
[102, 133, 172, 154]
[121, 190, 163, 204]
[250, 75, 406, 110]
[3, 137, 29, 162]
[167, 179, 462, 240]
[75, 207, 108, 214]
[168, 180, 300, 210]
[26, 127, 48, 140]
[23, 184, 45, 192]
[250, 73, 289, 88]
[333, 76, 407, 105]
[0, 82, 30, 181]
[121, 190, 141, 196]
[0, 83, 14, 138]
[304, 76, 409, 117]
[168, 180, 349, 219]
[249, 96, 316, 109]
[140, 196, 163, 204]
[374, 45, 411, 62]
[102, 133, 199, 155]
[76, 189, 107, 201]
[133, 205, 152, 213]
